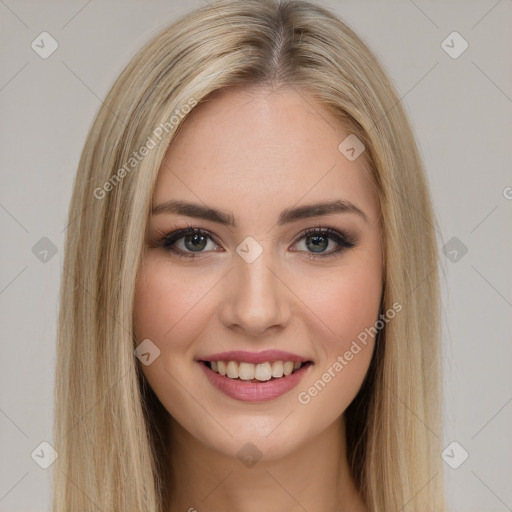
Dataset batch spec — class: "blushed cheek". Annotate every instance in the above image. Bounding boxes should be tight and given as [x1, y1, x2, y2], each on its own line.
[133, 260, 228, 391]
[299, 272, 380, 415]
[132, 263, 200, 407]
[133, 261, 205, 343]
[341, 278, 381, 339]
[301, 264, 381, 343]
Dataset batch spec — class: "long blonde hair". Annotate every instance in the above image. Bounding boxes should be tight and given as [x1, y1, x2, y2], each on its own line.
[53, 1, 445, 510]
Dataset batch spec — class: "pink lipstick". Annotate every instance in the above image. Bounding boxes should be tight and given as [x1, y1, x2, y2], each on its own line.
[197, 350, 313, 402]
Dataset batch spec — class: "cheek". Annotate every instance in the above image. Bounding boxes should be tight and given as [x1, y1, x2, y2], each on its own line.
[333, 269, 381, 341]
[297, 256, 382, 349]
[132, 259, 211, 420]
[293, 256, 382, 414]
[133, 258, 217, 346]
[132, 259, 205, 386]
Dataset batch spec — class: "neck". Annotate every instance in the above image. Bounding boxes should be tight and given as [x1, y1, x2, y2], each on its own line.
[166, 414, 366, 512]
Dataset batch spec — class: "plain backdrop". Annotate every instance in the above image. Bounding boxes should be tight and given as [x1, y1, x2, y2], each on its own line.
[1, 1, 511, 510]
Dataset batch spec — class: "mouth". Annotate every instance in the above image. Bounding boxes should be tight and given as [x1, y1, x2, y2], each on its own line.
[200, 359, 313, 382]
[197, 357, 314, 402]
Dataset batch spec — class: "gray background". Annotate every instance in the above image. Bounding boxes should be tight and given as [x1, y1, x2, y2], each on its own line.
[1, 1, 511, 510]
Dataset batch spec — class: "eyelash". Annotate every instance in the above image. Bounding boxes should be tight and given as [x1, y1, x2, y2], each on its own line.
[156, 223, 357, 261]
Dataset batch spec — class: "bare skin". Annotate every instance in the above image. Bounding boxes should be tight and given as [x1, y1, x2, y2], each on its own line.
[133, 85, 382, 511]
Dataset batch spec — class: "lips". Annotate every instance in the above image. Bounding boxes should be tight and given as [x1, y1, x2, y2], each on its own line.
[197, 349, 311, 364]
[196, 350, 314, 402]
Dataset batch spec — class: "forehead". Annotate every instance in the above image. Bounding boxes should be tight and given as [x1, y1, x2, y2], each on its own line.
[153, 87, 379, 224]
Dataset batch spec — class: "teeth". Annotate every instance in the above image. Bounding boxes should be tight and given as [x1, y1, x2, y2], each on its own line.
[283, 361, 294, 375]
[226, 361, 238, 379]
[217, 361, 227, 376]
[271, 360, 284, 378]
[207, 360, 305, 381]
[254, 362, 272, 381]
[238, 362, 255, 380]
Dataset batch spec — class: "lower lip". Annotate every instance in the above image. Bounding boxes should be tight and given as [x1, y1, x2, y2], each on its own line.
[198, 362, 312, 402]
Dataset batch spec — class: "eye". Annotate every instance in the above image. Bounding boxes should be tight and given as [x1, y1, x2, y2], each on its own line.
[157, 226, 221, 259]
[292, 225, 357, 260]
[156, 224, 357, 260]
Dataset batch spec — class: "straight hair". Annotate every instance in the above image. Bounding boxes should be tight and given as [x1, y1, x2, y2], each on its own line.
[53, 1, 445, 510]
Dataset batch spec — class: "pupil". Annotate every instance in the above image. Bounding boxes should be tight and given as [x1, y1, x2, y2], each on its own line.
[185, 234, 207, 251]
[307, 235, 327, 253]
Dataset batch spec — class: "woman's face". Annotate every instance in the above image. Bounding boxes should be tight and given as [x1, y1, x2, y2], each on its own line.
[133, 86, 383, 461]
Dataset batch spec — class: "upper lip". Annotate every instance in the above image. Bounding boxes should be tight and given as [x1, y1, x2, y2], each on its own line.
[197, 350, 312, 364]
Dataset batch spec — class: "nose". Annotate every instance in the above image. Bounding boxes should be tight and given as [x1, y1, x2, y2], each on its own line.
[219, 248, 292, 336]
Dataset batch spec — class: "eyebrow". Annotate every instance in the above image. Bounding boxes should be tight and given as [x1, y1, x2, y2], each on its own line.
[151, 198, 368, 226]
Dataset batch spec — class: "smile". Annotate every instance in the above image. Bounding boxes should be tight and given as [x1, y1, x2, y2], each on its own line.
[198, 358, 313, 402]
[206, 359, 306, 381]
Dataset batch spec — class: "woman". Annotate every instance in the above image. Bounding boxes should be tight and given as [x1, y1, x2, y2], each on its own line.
[53, 0, 445, 510]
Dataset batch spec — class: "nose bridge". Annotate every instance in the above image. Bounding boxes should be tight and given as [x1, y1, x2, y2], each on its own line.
[220, 242, 290, 334]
